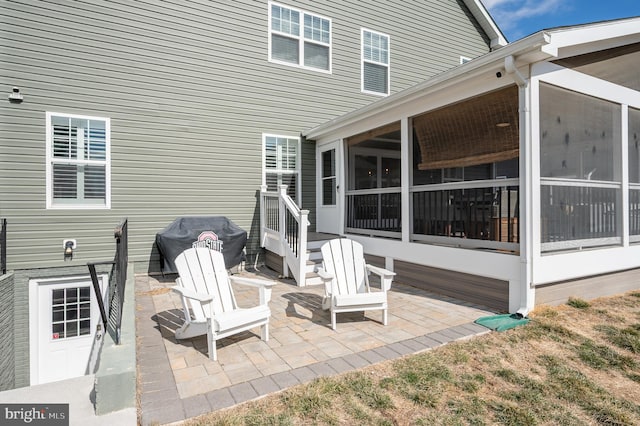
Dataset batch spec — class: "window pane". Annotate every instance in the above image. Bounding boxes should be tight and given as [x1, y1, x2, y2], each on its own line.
[67, 320, 78, 337]
[52, 306, 64, 322]
[381, 157, 400, 187]
[464, 164, 491, 181]
[272, 34, 299, 64]
[363, 62, 388, 94]
[52, 323, 65, 339]
[363, 31, 388, 64]
[539, 84, 620, 182]
[322, 149, 335, 178]
[271, 5, 299, 35]
[86, 120, 106, 160]
[323, 177, 336, 205]
[79, 286, 90, 302]
[66, 287, 78, 303]
[66, 306, 78, 321]
[79, 304, 91, 320]
[52, 117, 77, 159]
[265, 173, 278, 192]
[53, 164, 78, 199]
[52, 289, 65, 305]
[304, 14, 329, 44]
[265, 137, 277, 170]
[629, 108, 640, 183]
[85, 165, 106, 199]
[354, 155, 377, 189]
[496, 158, 519, 178]
[79, 320, 91, 336]
[304, 42, 329, 70]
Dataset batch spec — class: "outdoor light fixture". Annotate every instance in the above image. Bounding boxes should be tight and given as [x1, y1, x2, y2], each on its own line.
[8, 87, 23, 103]
[63, 239, 76, 261]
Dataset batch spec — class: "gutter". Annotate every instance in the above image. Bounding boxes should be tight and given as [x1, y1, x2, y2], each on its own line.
[504, 54, 533, 317]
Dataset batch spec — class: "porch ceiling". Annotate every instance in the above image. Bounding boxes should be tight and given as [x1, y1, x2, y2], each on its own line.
[414, 85, 520, 169]
[553, 42, 640, 92]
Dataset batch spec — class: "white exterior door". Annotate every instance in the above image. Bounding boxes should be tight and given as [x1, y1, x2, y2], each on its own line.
[30, 275, 106, 385]
[317, 140, 343, 234]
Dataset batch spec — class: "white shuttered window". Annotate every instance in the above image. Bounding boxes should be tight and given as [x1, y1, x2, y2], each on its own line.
[46, 112, 110, 209]
[269, 2, 331, 72]
[362, 29, 390, 95]
[263, 134, 300, 202]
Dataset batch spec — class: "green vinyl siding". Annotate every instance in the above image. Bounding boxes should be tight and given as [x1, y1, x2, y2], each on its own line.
[0, 0, 491, 272]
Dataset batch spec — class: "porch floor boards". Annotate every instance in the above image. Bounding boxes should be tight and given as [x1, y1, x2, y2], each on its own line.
[306, 231, 340, 242]
[136, 268, 494, 425]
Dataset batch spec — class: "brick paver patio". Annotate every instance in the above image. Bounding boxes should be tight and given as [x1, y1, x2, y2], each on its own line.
[136, 268, 494, 425]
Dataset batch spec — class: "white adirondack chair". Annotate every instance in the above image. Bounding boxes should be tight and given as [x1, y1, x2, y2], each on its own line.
[172, 247, 276, 360]
[317, 239, 396, 330]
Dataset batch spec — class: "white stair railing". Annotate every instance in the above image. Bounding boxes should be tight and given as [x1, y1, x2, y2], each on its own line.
[260, 185, 309, 286]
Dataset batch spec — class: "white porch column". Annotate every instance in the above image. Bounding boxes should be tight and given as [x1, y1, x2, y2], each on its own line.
[401, 117, 411, 243]
[621, 105, 630, 247]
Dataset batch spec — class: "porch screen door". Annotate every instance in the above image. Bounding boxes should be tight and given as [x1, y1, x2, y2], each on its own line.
[317, 140, 343, 234]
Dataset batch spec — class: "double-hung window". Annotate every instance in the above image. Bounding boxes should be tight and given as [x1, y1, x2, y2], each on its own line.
[269, 2, 331, 72]
[362, 29, 390, 95]
[46, 112, 110, 209]
[263, 134, 300, 202]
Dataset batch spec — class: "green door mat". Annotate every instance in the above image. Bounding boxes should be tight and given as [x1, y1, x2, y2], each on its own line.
[475, 314, 530, 332]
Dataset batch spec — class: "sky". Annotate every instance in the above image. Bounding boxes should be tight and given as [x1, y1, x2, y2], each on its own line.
[483, 0, 640, 42]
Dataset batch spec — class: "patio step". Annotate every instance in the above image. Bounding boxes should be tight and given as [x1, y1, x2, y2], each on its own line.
[304, 240, 330, 286]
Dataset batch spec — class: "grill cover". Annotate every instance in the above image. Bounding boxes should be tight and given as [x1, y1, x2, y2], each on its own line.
[155, 216, 247, 274]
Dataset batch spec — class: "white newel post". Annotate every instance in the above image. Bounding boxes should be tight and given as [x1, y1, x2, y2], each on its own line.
[260, 185, 267, 247]
[278, 185, 289, 277]
[298, 209, 309, 286]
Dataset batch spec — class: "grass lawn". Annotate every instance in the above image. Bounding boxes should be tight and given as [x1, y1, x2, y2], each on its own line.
[187, 292, 640, 425]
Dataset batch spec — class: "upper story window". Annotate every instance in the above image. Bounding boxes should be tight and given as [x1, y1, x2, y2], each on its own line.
[269, 2, 331, 72]
[362, 29, 390, 95]
[46, 112, 110, 209]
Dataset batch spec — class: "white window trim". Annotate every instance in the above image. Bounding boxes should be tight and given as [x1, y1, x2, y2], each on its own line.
[361, 28, 390, 96]
[45, 111, 111, 209]
[268, 1, 332, 74]
[262, 133, 302, 203]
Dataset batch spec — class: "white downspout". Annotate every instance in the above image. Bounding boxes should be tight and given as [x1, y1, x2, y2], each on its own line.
[505, 55, 534, 317]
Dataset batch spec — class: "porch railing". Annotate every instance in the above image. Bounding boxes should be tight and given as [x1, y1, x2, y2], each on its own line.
[541, 179, 620, 250]
[260, 185, 309, 286]
[345, 188, 402, 238]
[88, 218, 128, 344]
[345, 179, 520, 252]
[630, 185, 640, 242]
[1, 218, 6, 275]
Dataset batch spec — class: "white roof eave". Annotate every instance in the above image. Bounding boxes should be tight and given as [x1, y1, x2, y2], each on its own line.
[461, 0, 508, 48]
[304, 16, 640, 141]
[304, 31, 551, 140]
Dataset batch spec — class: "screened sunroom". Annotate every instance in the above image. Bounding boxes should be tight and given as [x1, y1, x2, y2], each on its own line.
[307, 18, 640, 312]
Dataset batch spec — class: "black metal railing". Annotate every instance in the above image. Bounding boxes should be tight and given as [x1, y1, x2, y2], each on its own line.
[413, 186, 519, 243]
[346, 192, 402, 232]
[88, 218, 128, 344]
[263, 194, 279, 231]
[285, 208, 299, 257]
[1, 218, 6, 275]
